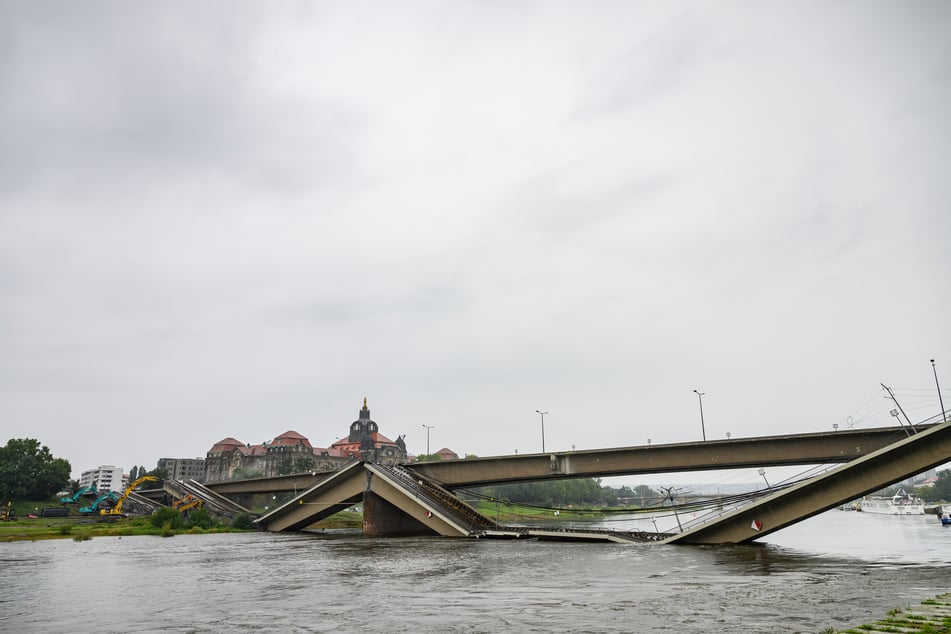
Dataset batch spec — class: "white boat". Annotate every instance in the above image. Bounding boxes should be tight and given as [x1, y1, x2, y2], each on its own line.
[860, 488, 925, 515]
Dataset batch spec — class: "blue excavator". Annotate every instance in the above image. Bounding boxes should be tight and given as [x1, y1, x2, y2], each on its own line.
[60, 485, 97, 504]
[79, 491, 120, 515]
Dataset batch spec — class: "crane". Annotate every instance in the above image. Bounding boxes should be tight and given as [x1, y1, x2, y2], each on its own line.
[100, 476, 158, 516]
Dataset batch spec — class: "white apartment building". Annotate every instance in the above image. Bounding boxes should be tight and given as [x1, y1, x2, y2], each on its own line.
[78, 466, 127, 493]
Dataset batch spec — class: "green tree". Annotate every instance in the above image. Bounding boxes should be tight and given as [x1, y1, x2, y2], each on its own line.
[919, 470, 951, 503]
[0, 438, 71, 501]
[634, 485, 660, 506]
[414, 454, 443, 462]
[479, 478, 611, 507]
[139, 468, 167, 489]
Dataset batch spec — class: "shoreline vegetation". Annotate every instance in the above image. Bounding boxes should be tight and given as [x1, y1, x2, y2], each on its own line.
[0, 516, 252, 542]
[0, 499, 617, 542]
[0, 510, 366, 542]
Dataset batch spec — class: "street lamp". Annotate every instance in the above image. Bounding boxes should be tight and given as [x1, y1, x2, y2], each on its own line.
[693, 390, 706, 441]
[932, 359, 947, 423]
[421, 425, 434, 456]
[758, 468, 770, 488]
[536, 410, 548, 453]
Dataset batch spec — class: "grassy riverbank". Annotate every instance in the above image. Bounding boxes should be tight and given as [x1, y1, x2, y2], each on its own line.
[0, 510, 365, 542]
[469, 500, 612, 523]
[0, 516, 255, 542]
[829, 594, 951, 633]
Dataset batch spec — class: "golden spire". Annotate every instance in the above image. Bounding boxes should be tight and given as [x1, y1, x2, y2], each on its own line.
[363, 396, 367, 409]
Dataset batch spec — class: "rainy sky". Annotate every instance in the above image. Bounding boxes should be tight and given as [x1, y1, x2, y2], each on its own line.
[1, 1, 949, 480]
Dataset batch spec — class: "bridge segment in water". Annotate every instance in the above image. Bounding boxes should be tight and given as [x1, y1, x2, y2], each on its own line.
[666, 420, 951, 544]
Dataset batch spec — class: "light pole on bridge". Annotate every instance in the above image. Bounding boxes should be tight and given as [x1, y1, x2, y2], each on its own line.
[932, 359, 947, 424]
[693, 390, 707, 441]
[422, 425, 434, 456]
[536, 410, 548, 453]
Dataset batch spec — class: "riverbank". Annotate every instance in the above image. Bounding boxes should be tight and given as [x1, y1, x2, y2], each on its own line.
[0, 516, 252, 542]
[832, 593, 951, 633]
[0, 509, 366, 542]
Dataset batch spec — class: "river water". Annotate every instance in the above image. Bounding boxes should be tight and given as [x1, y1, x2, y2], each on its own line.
[2, 510, 950, 633]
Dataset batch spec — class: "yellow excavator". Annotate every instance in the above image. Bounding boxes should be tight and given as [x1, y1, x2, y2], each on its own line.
[1, 501, 14, 521]
[100, 475, 158, 516]
[173, 494, 203, 513]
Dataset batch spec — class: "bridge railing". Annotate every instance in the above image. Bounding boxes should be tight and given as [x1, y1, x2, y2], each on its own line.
[675, 464, 834, 533]
[373, 464, 496, 532]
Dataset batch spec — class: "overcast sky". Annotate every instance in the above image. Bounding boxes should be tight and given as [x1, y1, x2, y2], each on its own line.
[1, 2, 949, 482]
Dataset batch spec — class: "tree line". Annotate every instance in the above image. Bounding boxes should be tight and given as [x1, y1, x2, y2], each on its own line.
[0, 438, 71, 501]
[467, 478, 661, 508]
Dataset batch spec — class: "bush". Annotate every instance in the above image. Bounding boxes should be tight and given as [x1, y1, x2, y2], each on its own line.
[185, 508, 217, 530]
[150, 507, 183, 529]
[232, 512, 255, 530]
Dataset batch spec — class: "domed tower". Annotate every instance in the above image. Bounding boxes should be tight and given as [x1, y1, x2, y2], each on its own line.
[329, 398, 407, 464]
[348, 397, 379, 442]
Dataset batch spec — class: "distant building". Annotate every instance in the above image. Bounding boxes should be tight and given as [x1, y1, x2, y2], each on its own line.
[328, 399, 407, 464]
[203, 399, 408, 483]
[156, 457, 207, 482]
[435, 448, 460, 461]
[78, 465, 127, 493]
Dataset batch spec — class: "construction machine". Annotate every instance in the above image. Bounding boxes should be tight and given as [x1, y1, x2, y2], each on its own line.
[60, 485, 97, 504]
[79, 491, 120, 515]
[100, 476, 158, 516]
[0, 501, 14, 521]
[173, 494, 203, 513]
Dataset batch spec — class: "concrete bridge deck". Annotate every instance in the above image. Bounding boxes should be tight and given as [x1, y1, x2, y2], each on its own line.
[205, 425, 925, 497]
[407, 425, 924, 488]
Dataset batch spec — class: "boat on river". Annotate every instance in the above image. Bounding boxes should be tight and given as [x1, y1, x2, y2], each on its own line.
[860, 488, 925, 515]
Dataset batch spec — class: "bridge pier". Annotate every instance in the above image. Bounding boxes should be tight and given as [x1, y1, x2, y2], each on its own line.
[362, 491, 437, 537]
[231, 494, 256, 512]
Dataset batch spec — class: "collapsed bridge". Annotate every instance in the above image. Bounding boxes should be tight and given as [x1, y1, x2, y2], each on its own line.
[251, 423, 949, 544]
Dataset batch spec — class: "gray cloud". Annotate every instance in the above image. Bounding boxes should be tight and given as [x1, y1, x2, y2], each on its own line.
[0, 1, 948, 478]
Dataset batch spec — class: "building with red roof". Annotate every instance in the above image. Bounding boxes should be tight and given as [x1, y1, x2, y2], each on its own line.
[202, 399, 408, 482]
[328, 398, 407, 464]
[434, 448, 460, 461]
